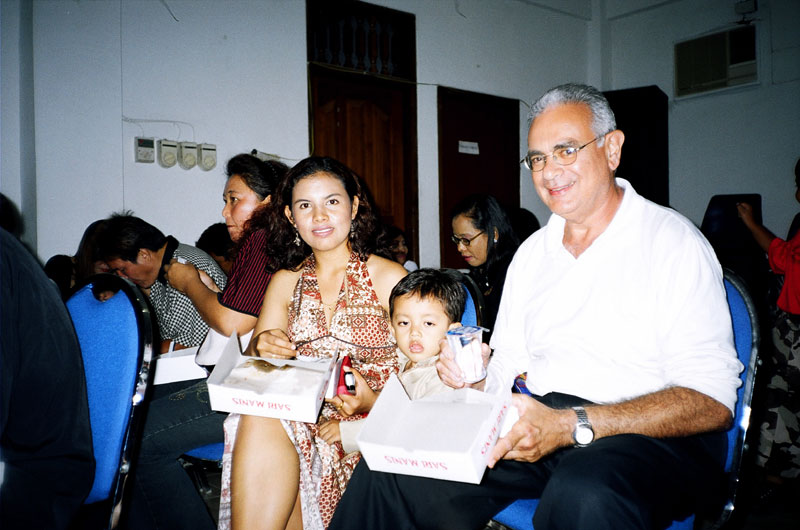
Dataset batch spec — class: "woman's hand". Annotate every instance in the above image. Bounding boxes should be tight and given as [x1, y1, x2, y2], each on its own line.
[736, 202, 755, 227]
[436, 338, 491, 391]
[318, 420, 341, 444]
[245, 329, 297, 359]
[164, 260, 199, 293]
[329, 368, 377, 416]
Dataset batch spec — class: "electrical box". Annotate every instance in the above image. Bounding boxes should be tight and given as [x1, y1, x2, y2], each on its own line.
[198, 143, 217, 171]
[157, 139, 178, 168]
[178, 142, 198, 170]
[135, 137, 155, 163]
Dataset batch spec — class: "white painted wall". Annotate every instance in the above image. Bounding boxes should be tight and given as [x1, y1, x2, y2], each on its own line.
[24, 0, 309, 263]
[608, 0, 800, 235]
[2, 0, 798, 269]
[371, 0, 587, 264]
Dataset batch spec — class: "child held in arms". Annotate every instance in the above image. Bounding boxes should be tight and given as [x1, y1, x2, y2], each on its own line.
[319, 268, 466, 448]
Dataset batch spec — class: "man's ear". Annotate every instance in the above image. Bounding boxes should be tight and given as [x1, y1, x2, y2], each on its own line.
[604, 130, 625, 172]
[137, 249, 152, 264]
[448, 321, 462, 331]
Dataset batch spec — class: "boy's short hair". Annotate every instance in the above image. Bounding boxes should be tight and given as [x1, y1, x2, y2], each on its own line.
[389, 268, 467, 323]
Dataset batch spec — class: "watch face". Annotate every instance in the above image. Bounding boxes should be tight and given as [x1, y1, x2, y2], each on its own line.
[575, 425, 594, 445]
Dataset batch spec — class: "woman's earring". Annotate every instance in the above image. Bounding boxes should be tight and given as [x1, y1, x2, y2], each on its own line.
[294, 230, 301, 246]
[493, 237, 498, 243]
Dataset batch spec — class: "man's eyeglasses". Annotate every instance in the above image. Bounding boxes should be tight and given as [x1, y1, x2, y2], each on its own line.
[450, 232, 484, 247]
[520, 136, 602, 172]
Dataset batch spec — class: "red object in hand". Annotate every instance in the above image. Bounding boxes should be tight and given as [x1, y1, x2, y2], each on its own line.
[337, 355, 355, 395]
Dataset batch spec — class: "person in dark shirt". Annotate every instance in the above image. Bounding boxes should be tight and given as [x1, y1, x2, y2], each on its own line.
[450, 194, 519, 335]
[0, 228, 95, 529]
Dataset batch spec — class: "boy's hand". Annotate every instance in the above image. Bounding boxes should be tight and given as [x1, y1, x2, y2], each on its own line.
[319, 420, 341, 444]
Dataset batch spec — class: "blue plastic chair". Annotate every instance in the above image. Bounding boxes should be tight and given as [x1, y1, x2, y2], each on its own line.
[67, 274, 155, 529]
[441, 268, 485, 328]
[492, 268, 760, 530]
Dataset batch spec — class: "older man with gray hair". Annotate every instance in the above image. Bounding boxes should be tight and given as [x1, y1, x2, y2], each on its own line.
[328, 83, 742, 530]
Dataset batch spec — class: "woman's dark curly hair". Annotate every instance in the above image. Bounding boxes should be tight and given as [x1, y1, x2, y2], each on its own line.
[263, 156, 380, 272]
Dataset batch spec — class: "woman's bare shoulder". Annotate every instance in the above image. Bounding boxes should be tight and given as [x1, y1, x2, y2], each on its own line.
[266, 268, 302, 297]
[366, 254, 407, 303]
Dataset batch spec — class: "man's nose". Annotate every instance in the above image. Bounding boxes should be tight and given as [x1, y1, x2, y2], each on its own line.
[540, 157, 562, 181]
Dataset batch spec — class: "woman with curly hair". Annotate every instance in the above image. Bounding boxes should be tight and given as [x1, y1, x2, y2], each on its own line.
[218, 156, 407, 530]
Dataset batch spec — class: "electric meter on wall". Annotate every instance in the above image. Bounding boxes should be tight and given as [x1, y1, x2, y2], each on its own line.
[135, 137, 155, 163]
[178, 142, 198, 170]
[198, 143, 217, 171]
[158, 139, 178, 168]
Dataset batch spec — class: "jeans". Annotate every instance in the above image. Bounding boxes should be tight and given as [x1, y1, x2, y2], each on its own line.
[126, 379, 225, 530]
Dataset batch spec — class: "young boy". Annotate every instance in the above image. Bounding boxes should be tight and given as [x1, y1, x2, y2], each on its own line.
[319, 268, 467, 448]
[389, 267, 466, 399]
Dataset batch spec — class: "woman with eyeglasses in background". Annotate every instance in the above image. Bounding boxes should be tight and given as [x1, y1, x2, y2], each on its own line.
[451, 194, 520, 335]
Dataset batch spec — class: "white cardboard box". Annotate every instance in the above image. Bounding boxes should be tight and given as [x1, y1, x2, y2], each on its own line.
[356, 375, 512, 484]
[207, 333, 336, 423]
[152, 346, 207, 385]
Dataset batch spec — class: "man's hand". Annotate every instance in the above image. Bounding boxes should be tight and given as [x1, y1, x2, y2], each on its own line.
[436, 338, 491, 390]
[245, 329, 296, 359]
[487, 394, 574, 468]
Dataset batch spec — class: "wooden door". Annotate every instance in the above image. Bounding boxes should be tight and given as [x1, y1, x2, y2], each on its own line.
[310, 65, 418, 254]
[438, 87, 520, 268]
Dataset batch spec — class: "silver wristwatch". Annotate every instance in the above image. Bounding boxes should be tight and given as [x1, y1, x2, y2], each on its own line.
[572, 406, 595, 447]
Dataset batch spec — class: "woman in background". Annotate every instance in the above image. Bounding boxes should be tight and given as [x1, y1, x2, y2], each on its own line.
[376, 224, 418, 271]
[737, 157, 800, 500]
[220, 156, 406, 530]
[44, 219, 109, 300]
[167, 153, 288, 342]
[450, 194, 519, 334]
[125, 154, 288, 530]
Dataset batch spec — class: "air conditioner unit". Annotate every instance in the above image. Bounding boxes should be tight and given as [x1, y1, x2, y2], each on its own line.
[675, 25, 756, 97]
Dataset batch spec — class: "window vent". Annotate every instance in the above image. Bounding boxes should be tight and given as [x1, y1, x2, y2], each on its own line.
[675, 25, 756, 97]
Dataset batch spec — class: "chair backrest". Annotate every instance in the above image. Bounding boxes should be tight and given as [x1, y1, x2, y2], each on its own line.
[66, 274, 154, 524]
[442, 268, 485, 328]
[717, 268, 760, 523]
